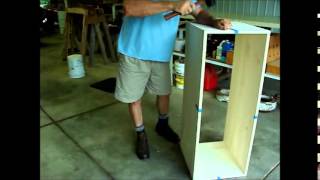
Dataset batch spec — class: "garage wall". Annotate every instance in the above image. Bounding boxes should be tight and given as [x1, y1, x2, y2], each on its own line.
[210, 0, 280, 17]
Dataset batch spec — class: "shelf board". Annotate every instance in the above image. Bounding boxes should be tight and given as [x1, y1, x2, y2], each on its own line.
[206, 58, 280, 80]
[173, 51, 186, 57]
[264, 72, 280, 80]
[206, 58, 233, 69]
[195, 142, 245, 179]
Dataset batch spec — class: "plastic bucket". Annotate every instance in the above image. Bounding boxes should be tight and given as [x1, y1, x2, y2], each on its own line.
[67, 54, 85, 78]
[57, 11, 65, 34]
[174, 39, 185, 52]
[174, 61, 185, 76]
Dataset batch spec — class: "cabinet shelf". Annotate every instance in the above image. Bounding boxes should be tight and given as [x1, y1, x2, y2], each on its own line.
[173, 51, 186, 57]
[205, 58, 233, 69]
[195, 142, 246, 179]
[205, 57, 280, 80]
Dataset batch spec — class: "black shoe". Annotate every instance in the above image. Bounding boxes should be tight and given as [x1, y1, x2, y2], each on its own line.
[136, 131, 150, 160]
[155, 123, 180, 144]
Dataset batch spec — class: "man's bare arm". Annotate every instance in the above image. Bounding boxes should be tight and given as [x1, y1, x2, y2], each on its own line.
[124, 0, 193, 17]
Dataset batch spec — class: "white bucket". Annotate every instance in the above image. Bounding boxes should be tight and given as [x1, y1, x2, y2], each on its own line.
[174, 61, 185, 76]
[57, 11, 65, 35]
[67, 54, 85, 78]
[174, 39, 185, 52]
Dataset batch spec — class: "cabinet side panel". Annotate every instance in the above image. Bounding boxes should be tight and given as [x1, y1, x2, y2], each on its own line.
[180, 23, 206, 177]
[224, 34, 269, 173]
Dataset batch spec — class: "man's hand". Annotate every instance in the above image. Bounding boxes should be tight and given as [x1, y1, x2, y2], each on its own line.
[193, 9, 232, 30]
[212, 19, 232, 30]
[173, 0, 195, 16]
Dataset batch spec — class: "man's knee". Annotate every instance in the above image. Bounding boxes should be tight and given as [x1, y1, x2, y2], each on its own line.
[130, 99, 141, 107]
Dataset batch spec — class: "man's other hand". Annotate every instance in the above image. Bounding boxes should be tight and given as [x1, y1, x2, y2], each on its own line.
[174, 0, 194, 16]
[212, 19, 232, 30]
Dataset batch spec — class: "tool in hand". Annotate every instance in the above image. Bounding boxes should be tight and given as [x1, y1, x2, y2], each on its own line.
[164, 0, 215, 20]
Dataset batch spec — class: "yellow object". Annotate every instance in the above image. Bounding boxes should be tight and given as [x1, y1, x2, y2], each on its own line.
[175, 75, 184, 89]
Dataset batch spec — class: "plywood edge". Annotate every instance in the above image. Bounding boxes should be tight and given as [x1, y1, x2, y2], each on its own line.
[180, 23, 207, 177]
[190, 22, 270, 35]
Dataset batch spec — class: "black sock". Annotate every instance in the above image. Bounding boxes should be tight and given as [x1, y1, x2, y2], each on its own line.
[157, 114, 169, 126]
[135, 124, 145, 133]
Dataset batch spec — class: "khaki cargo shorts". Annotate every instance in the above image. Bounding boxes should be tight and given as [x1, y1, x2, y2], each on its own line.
[114, 54, 171, 103]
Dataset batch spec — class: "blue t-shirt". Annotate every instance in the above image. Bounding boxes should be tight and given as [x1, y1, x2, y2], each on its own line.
[118, 0, 196, 62]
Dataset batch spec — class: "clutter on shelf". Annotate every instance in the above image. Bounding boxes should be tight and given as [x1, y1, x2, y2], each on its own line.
[215, 88, 278, 112]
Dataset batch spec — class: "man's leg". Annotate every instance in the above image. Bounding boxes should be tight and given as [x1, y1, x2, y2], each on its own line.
[156, 94, 169, 115]
[128, 100, 150, 159]
[114, 54, 151, 160]
[129, 99, 143, 127]
[155, 94, 180, 143]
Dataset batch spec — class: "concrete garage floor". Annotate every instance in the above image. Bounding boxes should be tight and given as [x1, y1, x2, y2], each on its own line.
[40, 34, 280, 180]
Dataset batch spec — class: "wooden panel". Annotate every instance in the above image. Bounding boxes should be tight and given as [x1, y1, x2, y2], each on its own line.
[194, 142, 245, 180]
[181, 23, 207, 176]
[94, 23, 109, 64]
[66, 7, 88, 15]
[224, 34, 270, 173]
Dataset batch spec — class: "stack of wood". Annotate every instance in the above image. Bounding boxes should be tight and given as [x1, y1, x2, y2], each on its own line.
[266, 33, 280, 75]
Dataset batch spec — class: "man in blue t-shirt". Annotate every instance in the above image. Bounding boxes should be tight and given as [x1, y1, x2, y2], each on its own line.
[114, 0, 231, 160]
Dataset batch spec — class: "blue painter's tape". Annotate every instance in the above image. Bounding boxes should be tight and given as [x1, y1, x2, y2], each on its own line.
[253, 115, 258, 121]
[231, 28, 239, 34]
[195, 104, 203, 113]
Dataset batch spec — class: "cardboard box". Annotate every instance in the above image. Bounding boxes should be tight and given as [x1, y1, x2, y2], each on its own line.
[226, 51, 233, 65]
[267, 34, 280, 63]
[266, 59, 280, 75]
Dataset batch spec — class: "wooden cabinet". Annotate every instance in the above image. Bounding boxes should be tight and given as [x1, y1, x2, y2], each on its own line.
[180, 22, 270, 180]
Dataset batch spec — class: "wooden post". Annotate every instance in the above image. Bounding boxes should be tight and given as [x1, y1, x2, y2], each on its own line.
[94, 23, 109, 64]
[80, 15, 88, 63]
[62, 13, 70, 60]
[102, 21, 118, 62]
[89, 25, 96, 66]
